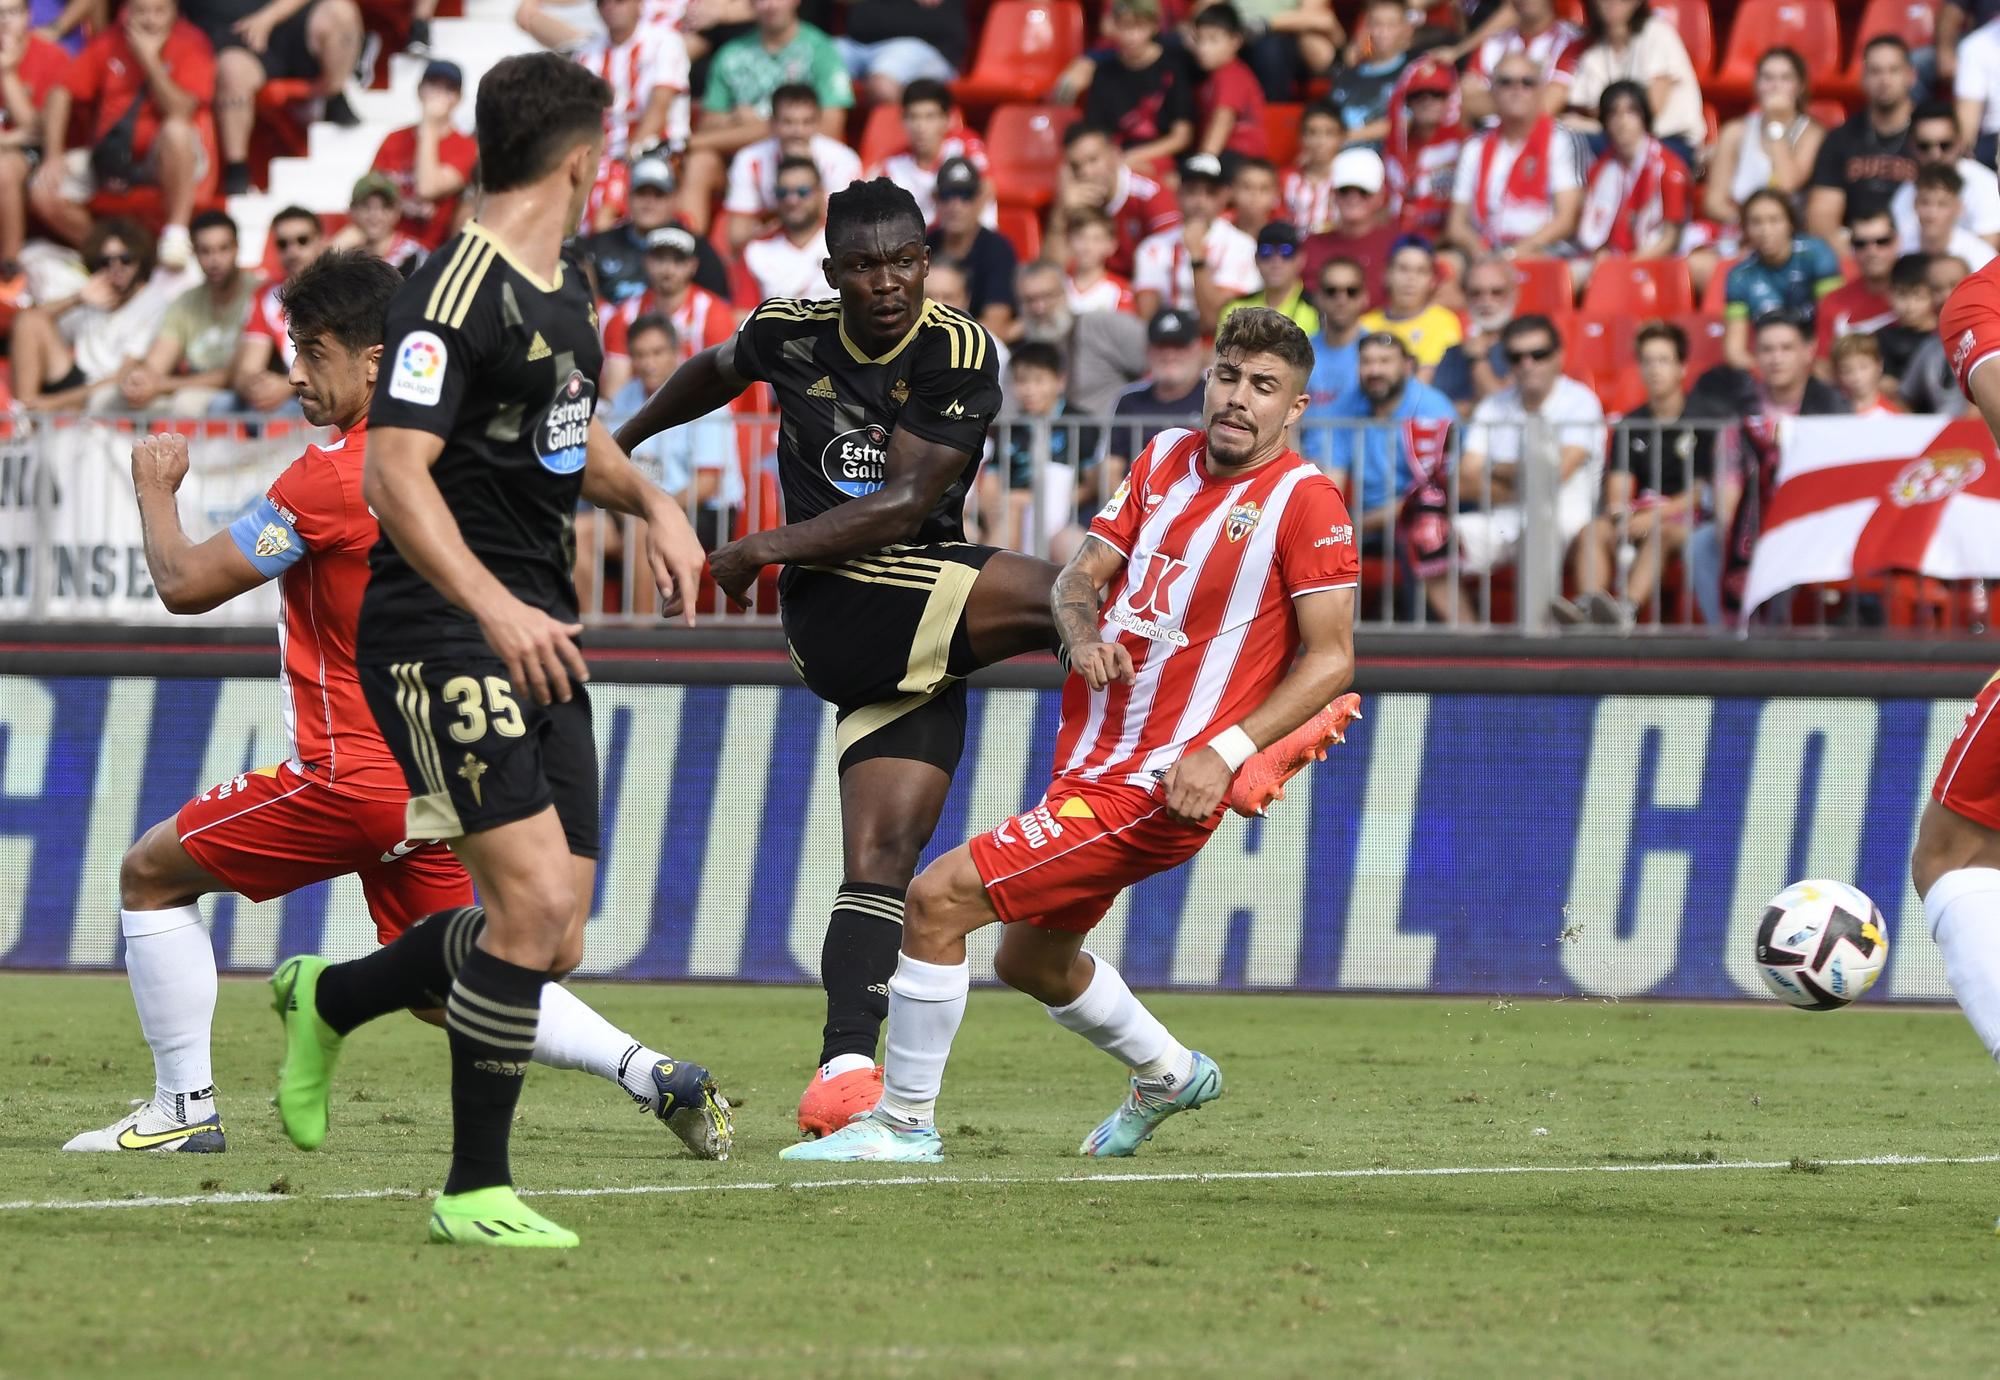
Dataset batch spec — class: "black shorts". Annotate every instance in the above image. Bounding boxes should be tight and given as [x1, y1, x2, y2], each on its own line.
[357, 653, 601, 858]
[779, 541, 1000, 775]
[195, 6, 319, 82]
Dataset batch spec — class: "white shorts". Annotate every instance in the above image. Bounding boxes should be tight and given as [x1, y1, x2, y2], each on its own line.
[1453, 493, 1595, 576]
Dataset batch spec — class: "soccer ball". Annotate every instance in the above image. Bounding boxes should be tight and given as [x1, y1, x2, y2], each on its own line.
[1753, 880, 1889, 1011]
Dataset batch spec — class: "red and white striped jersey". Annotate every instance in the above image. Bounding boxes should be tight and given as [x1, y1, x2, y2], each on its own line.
[866, 131, 992, 226]
[1054, 427, 1359, 790]
[601, 282, 735, 358]
[1281, 166, 1337, 235]
[1465, 19, 1584, 89]
[1066, 271, 1136, 315]
[574, 24, 690, 158]
[245, 283, 295, 368]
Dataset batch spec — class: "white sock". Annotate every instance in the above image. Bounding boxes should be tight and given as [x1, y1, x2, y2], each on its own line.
[1927, 867, 2000, 1059]
[531, 980, 665, 1109]
[1046, 952, 1194, 1086]
[822, 1053, 875, 1080]
[876, 954, 969, 1130]
[120, 905, 217, 1111]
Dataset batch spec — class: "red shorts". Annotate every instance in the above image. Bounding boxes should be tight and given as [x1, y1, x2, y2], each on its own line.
[1939, 269, 2000, 395]
[176, 761, 473, 944]
[968, 777, 1215, 933]
[1934, 670, 2000, 833]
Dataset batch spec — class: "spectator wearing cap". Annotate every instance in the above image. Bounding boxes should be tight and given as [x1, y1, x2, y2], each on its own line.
[185, 0, 363, 195]
[1327, 0, 1416, 148]
[1058, 0, 1197, 173]
[1305, 329, 1456, 548]
[1229, 156, 1280, 241]
[1191, 4, 1267, 161]
[737, 154, 834, 305]
[1893, 102, 2000, 253]
[1908, 163, 1998, 269]
[1133, 152, 1257, 334]
[1220, 222, 1318, 332]
[823, 0, 964, 106]
[1809, 35, 1917, 243]
[330, 171, 426, 273]
[1445, 52, 1583, 261]
[1049, 121, 1182, 280]
[926, 157, 1018, 338]
[33, 0, 215, 269]
[1383, 57, 1465, 241]
[1302, 147, 1399, 300]
[601, 224, 735, 397]
[1565, 0, 1703, 167]
[1100, 307, 1206, 490]
[723, 81, 860, 250]
[222, 204, 319, 415]
[679, 0, 851, 235]
[1284, 103, 1341, 235]
[367, 60, 478, 257]
[1358, 237, 1459, 382]
[864, 79, 991, 230]
[1309, 255, 1370, 421]
[0, 0, 73, 270]
[1723, 189, 1843, 370]
[1432, 252, 1517, 416]
[109, 207, 254, 415]
[1459, 0, 1584, 123]
[579, 154, 732, 307]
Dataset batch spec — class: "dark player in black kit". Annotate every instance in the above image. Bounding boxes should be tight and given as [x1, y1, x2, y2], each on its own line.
[617, 178, 1061, 1139]
[269, 53, 721, 1249]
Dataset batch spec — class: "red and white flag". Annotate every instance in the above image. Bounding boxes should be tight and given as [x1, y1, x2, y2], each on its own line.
[1742, 415, 2000, 613]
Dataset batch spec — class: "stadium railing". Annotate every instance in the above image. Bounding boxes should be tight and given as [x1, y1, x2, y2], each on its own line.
[1, 412, 1988, 637]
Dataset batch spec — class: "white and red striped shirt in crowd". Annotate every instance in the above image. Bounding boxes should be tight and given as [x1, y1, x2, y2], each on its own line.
[1054, 426, 1359, 790]
[1280, 167, 1337, 235]
[1465, 19, 1585, 90]
[1066, 271, 1136, 315]
[601, 282, 736, 359]
[574, 23, 690, 158]
[245, 283, 296, 368]
[866, 130, 992, 226]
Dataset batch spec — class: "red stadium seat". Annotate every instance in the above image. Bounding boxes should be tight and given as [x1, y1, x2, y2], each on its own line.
[1648, 0, 1715, 79]
[997, 203, 1043, 260]
[1580, 258, 1695, 316]
[1674, 311, 1730, 380]
[1263, 102, 1302, 169]
[1836, 0, 1936, 100]
[1699, 256, 1738, 315]
[856, 103, 906, 170]
[1510, 257, 1574, 315]
[1572, 314, 1646, 412]
[1807, 97, 1850, 131]
[954, 1, 1087, 108]
[1709, 0, 1844, 106]
[985, 104, 1081, 209]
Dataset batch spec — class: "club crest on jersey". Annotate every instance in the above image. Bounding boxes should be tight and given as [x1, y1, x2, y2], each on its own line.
[535, 369, 594, 475]
[254, 522, 291, 558]
[389, 329, 446, 406]
[822, 423, 888, 497]
[890, 378, 909, 406]
[1225, 498, 1263, 543]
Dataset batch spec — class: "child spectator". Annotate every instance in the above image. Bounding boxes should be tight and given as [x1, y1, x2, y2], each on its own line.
[1326, 0, 1415, 146]
[1359, 237, 1459, 381]
[723, 82, 861, 248]
[1063, 209, 1136, 315]
[862, 78, 988, 229]
[988, 342, 1099, 556]
[330, 172, 426, 274]
[1875, 252, 1938, 387]
[1191, 3, 1267, 161]
[368, 60, 478, 257]
[1832, 333, 1900, 416]
[1283, 102, 1341, 234]
[1229, 156, 1279, 240]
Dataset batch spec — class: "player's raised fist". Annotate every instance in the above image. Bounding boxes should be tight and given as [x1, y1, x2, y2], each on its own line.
[131, 432, 191, 493]
[1070, 640, 1135, 691]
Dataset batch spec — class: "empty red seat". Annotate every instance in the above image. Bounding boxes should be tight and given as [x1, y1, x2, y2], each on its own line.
[997, 204, 1043, 260]
[1709, 0, 1843, 106]
[953, 1, 1087, 108]
[856, 103, 905, 170]
[1648, 0, 1714, 79]
[1673, 311, 1730, 379]
[1580, 257, 1695, 316]
[985, 104, 1081, 209]
[1510, 257, 1574, 315]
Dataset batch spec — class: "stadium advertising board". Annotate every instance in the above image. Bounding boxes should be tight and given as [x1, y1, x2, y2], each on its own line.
[0, 674, 1970, 1002]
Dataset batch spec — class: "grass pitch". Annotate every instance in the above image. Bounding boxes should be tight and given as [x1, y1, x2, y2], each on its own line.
[5, 975, 2000, 1379]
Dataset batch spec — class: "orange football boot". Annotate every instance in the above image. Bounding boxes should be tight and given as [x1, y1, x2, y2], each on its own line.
[796, 1064, 884, 1138]
[1226, 693, 1363, 818]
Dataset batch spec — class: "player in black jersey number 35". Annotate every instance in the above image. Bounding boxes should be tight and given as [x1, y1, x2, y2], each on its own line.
[269, 53, 724, 1249]
[619, 178, 1063, 1139]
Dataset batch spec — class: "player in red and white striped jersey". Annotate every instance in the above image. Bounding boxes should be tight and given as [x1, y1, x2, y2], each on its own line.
[782, 306, 1358, 1165]
[599, 225, 737, 396]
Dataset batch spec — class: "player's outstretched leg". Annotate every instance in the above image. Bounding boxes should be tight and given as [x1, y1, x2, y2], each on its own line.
[533, 981, 732, 1160]
[66, 823, 227, 1153]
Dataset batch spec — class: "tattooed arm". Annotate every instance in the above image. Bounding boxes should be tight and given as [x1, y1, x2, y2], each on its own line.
[1052, 534, 1134, 690]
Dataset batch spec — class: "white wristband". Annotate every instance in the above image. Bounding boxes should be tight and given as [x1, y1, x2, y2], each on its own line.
[1210, 725, 1257, 773]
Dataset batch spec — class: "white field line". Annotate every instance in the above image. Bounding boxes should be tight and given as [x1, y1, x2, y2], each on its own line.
[5, 1152, 1999, 1215]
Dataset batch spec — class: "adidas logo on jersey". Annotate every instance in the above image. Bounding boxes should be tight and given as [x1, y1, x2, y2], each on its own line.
[807, 375, 837, 399]
[526, 332, 551, 362]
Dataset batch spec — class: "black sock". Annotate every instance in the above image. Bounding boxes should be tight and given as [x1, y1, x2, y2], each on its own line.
[313, 906, 485, 1035]
[442, 947, 544, 1195]
[818, 882, 906, 1065]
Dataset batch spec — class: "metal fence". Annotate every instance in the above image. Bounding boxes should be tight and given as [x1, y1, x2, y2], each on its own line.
[1, 410, 1989, 637]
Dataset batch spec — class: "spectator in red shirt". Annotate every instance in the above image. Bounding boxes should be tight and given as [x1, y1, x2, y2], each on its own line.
[0, 0, 70, 270]
[32, 0, 213, 267]
[368, 59, 477, 255]
[1383, 57, 1466, 241]
[1047, 121, 1181, 279]
[1191, 3, 1266, 161]
[1816, 205, 1900, 363]
[1576, 81, 1688, 265]
[1302, 147, 1399, 300]
[184, 0, 364, 195]
[224, 202, 322, 414]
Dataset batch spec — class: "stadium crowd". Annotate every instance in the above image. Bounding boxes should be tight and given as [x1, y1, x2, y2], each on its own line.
[0, 0, 1985, 628]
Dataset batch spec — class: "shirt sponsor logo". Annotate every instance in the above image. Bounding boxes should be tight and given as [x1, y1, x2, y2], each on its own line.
[1107, 551, 1192, 645]
[1313, 524, 1354, 548]
[536, 369, 594, 475]
[822, 423, 888, 497]
[388, 329, 447, 406]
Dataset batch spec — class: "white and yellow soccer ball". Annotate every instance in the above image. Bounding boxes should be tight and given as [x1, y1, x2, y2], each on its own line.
[1753, 880, 1889, 1011]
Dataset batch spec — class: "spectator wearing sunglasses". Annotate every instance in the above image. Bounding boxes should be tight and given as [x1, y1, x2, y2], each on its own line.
[1459, 0, 1584, 124]
[1358, 236, 1459, 384]
[1816, 206, 1900, 364]
[10, 217, 184, 412]
[1445, 53, 1584, 262]
[1890, 103, 2000, 254]
[1219, 222, 1319, 333]
[737, 155, 835, 305]
[1308, 255, 1370, 421]
[925, 157, 1018, 339]
[219, 205, 322, 416]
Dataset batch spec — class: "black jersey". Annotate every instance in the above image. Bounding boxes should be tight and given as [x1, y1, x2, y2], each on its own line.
[731, 296, 1001, 548]
[360, 222, 604, 654]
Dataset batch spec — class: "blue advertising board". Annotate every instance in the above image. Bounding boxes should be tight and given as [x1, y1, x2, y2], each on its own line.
[0, 674, 1971, 1002]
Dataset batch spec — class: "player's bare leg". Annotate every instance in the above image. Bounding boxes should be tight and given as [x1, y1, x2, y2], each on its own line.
[63, 823, 230, 1152]
[964, 550, 1064, 664]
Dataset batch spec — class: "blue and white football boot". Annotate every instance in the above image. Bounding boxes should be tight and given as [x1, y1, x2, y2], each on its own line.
[1080, 1052, 1223, 1157]
[778, 1112, 944, 1163]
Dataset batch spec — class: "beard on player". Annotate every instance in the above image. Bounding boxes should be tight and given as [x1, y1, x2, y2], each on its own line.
[1201, 308, 1315, 470]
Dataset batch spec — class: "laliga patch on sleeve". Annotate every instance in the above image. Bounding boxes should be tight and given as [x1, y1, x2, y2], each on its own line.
[388, 330, 448, 406]
[1098, 476, 1131, 521]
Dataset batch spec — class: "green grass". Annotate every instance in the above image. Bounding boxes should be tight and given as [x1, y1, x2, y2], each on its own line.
[4, 975, 2000, 1378]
